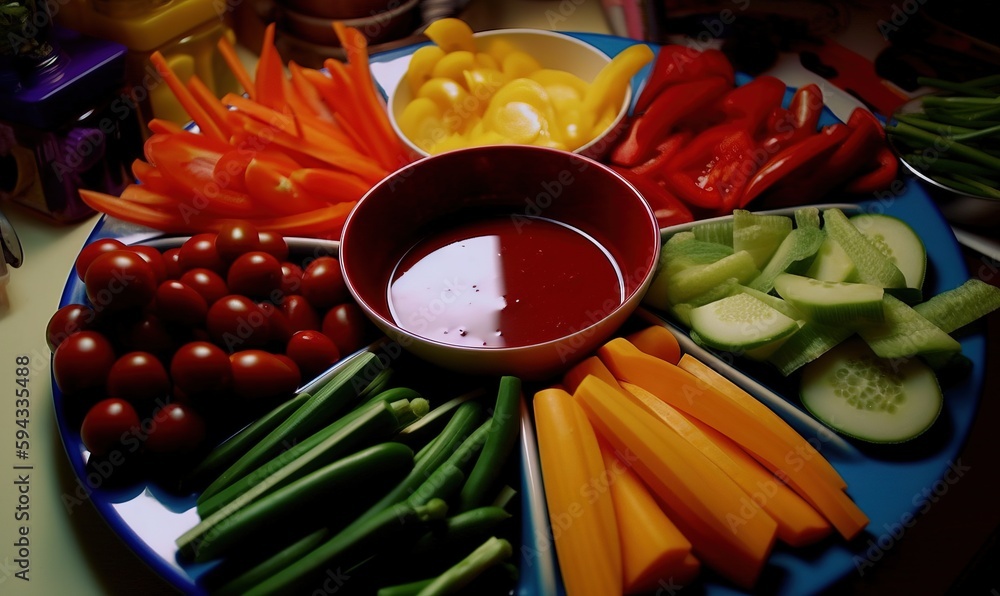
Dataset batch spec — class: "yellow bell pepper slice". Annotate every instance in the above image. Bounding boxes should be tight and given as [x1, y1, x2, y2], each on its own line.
[488, 102, 548, 145]
[501, 51, 542, 79]
[463, 68, 505, 108]
[475, 52, 500, 71]
[487, 78, 553, 117]
[417, 77, 473, 121]
[424, 18, 476, 53]
[397, 97, 446, 153]
[529, 69, 590, 98]
[483, 38, 519, 64]
[405, 45, 446, 95]
[582, 43, 654, 116]
[431, 50, 477, 85]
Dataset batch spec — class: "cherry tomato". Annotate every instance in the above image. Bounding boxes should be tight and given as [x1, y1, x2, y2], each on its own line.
[229, 350, 301, 401]
[257, 231, 289, 262]
[162, 247, 184, 280]
[144, 403, 206, 454]
[179, 268, 229, 306]
[227, 251, 283, 299]
[107, 351, 170, 407]
[207, 295, 271, 350]
[300, 256, 349, 311]
[75, 238, 125, 280]
[281, 294, 321, 333]
[53, 330, 116, 394]
[215, 221, 261, 263]
[178, 233, 227, 275]
[84, 250, 158, 312]
[286, 330, 340, 380]
[170, 341, 232, 395]
[128, 245, 168, 284]
[155, 280, 208, 327]
[46, 304, 97, 351]
[258, 301, 293, 345]
[116, 312, 177, 361]
[80, 398, 141, 457]
[280, 262, 304, 296]
[321, 303, 370, 356]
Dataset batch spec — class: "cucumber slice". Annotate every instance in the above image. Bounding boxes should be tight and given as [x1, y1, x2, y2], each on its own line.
[669, 277, 742, 327]
[913, 279, 1000, 334]
[822, 209, 907, 290]
[736, 285, 804, 321]
[773, 273, 885, 327]
[665, 250, 759, 305]
[691, 220, 734, 247]
[794, 207, 821, 230]
[732, 210, 794, 269]
[804, 236, 857, 283]
[688, 293, 801, 352]
[767, 321, 854, 376]
[800, 339, 943, 444]
[850, 213, 927, 299]
[858, 294, 961, 358]
[747, 227, 826, 294]
[644, 235, 735, 310]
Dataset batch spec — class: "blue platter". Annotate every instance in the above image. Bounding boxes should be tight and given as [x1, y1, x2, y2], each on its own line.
[50, 32, 986, 596]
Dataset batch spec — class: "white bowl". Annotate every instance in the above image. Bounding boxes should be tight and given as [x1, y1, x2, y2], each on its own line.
[388, 28, 632, 161]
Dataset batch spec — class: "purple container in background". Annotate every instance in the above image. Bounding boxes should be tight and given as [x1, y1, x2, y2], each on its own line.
[0, 27, 139, 223]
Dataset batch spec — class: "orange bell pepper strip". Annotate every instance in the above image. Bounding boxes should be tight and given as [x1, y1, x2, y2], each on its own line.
[254, 23, 289, 112]
[149, 51, 227, 144]
[217, 35, 256, 101]
[288, 168, 371, 204]
[79, 189, 199, 234]
[242, 158, 330, 215]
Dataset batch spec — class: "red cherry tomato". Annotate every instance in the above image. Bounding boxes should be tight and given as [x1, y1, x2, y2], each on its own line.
[229, 350, 301, 401]
[215, 221, 261, 263]
[280, 262, 303, 296]
[128, 245, 168, 284]
[75, 238, 125, 280]
[206, 295, 272, 350]
[286, 330, 340, 380]
[257, 231, 289, 262]
[321, 303, 370, 356]
[162, 247, 184, 280]
[80, 398, 141, 457]
[179, 268, 229, 306]
[281, 294, 321, 333]
[144, 403, 206, 454]
[155, 280, 208, 327]
[84, 250, 158, 312]
[178, 233, 227, 275]
[116, 312, 177, 361]
[300, 256, 349, 311]
[227, 251, 283, 299]
[53, 331, 116, 394]
[170, 341, 232, 395]
[258, 301, 293, 344]
[107, 351, 171, 407]
[46, 304, 97, 351]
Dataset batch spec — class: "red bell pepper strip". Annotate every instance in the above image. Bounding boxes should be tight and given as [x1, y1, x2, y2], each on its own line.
[844, 146, 898, 194]
[243, 158, 330, 215]
[629, 130, 693, 179]
[634, 46, 735, 115]
[668, 123, 749, 172]
[718, 76, 788, 139]
[611, 165, 694, 227]
[738, 123, 851, 207]
[762, 83, 824, 152]
[611, 76, 731, 167]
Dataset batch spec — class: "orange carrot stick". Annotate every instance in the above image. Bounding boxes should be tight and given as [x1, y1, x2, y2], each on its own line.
[254, 23, 288, 111]
[149, 51, 226, 143]
[147, 118, 186, 135]
[222, 93, 296, 134]
[186, 74, 234, 139]
[79, 189, 198, 233]
[217, 35, 256, 101]
[625, 324, 682, 365]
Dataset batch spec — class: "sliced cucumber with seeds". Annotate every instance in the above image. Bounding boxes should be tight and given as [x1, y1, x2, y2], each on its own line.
[773, 273, 885, 327]
[732, 209, 793, 269]
[822, 209, 907, 291]
[850, 213, 926, 303]
[800, 339, 943, 443]
[747, 227, 826, 294]
[767, 320, 854, 376]
[688, 293, 801, 352]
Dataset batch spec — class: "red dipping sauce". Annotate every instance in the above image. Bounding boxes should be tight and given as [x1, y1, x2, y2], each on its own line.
[388, 215, 624, 348]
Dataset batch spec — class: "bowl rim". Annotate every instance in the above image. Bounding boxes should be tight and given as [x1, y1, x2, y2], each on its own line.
[387, 27, 633, 158]
[281, 0, 420, 25]
[339, 144, 661, 356]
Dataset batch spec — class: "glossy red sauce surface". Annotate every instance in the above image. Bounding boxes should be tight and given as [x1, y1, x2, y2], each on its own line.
[388, 215, 624, 348]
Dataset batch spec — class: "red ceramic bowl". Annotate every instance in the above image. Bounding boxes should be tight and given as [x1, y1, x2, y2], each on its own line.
[339, 145, 660, 381]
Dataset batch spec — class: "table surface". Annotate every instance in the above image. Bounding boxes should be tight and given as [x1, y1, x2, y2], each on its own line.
[0, 1, 998, 594]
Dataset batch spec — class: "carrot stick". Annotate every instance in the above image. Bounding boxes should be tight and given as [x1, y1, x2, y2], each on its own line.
[563, 355, 623, 395]
[149, 51, 226, 143]
[625, 325, 682, 365]
[574, 375, 778, 589]
[186, 75, 234, 139]
[147, 118, 186, 135]
[235, 201, 357, 238]
[254, 23, 288, 111]
[288, 60, 334, 121]
[597, 339, 869, 541]
[534, 387, 623, 596]
[597, 436, 698, 593]
[222, 93, 296, 134]
[79, 189, 199, 233]
[288, 168, 370, 204]
[217, 35, 257, 101]
[618, 381, 832, 547]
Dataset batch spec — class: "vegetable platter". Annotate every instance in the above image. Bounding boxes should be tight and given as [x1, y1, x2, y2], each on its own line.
[48, 32, 992, 596]
[369, 32, 993, 594]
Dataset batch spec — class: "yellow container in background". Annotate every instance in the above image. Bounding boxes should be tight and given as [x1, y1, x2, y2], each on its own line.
[55, 0, 242, 137]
